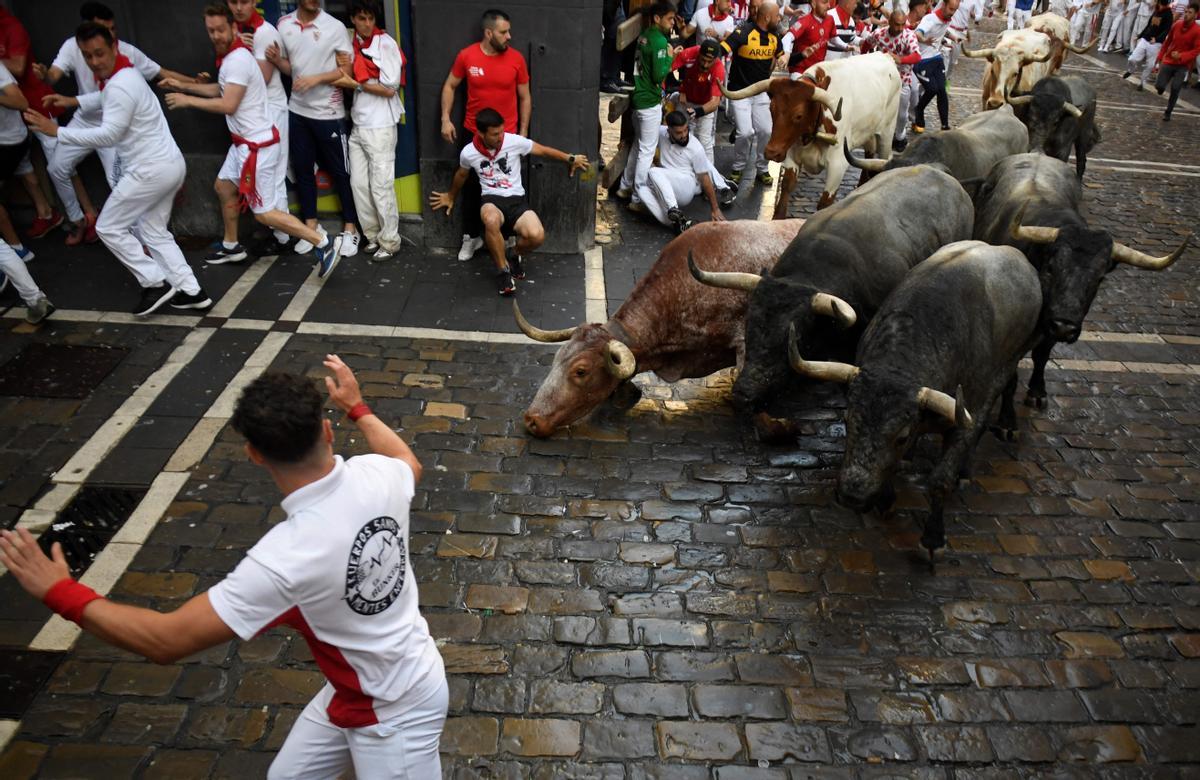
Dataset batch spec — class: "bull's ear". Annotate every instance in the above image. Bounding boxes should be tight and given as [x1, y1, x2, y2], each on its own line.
[812, 68, 830, 89]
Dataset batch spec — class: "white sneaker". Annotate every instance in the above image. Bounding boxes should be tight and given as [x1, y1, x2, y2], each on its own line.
[364, 240, 380, 255]
[458, 234, 483, 261]
[371, 247, 394, 262]
[340, 231, 360, 258]
[295, 226, 326, 256]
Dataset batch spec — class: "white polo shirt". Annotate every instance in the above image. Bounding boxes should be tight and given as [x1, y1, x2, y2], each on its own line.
[0, 66, 28, 145]
[277, 9, 352, 120]
[691, 6, 739, 40]
[350, 31, 404, 129]
[51, 37, 160, 125]
[62, 68, 182, 176]
[220, 47, 273, 142]
[249, 19, 289, 116]
[916, 11, 951, 58]
[208, 454, 443, 728]
[657, 126, 709, 177]
[459, 133, 535, 198]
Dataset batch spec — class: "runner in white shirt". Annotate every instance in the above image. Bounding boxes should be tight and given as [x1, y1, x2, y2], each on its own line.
[32, 2, 196, 246]
[333, 0, 405, 261]
[264, 0, 362, 257]
[0, 356, 448, 780]
[688, 0, 741, 40]
[0, 64, 53, 324]
[226, 0, 295, 253]
[24, 23, 210, 317]
[159, 4, 342, 278]
[430, 108, 590, 296]
[943, 0, 987, 79]
[636, 111, 733, 233]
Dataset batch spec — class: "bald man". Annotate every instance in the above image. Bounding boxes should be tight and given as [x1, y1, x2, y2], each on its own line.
[721, 1, 783, 186]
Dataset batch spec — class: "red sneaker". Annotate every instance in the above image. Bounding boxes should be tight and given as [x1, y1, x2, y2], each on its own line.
[28, 210, 65, 239]
[65, 214, 98, 247]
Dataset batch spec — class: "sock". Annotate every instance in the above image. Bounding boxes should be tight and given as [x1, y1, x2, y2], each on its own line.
[316, 235, 330, 250]
[273, 230, 289, 243]
[222, 240, 239, 250]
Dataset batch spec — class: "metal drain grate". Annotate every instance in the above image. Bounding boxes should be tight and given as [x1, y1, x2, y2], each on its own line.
[0, 343, 128, 399]
[39, 486, 147, 575]
[0, 649, 63, 719]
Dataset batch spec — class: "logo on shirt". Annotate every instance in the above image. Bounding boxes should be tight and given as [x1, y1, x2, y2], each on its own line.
[345, 516, 406, 615]
[469, 65, 485, 77]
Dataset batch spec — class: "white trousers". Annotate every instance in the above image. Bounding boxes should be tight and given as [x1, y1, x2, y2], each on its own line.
[1070, 9, 1097, 46]
[620, 105, 663, 200]
[96, 155, 200, 294]
[349, 125, 401, 252]
[49, 115, 119, 223]
[270, 105, 291, 242]
[1099, 7, 1126, 49]
[0, 240, 43, 306]
[1008, 6, 1031, 29]
[1127, 10, 1151, 50]
[1127, 38, 1161, 82]
[896, 80, 917, 141]
[730, 92, 772, 174]
[267, 680, 449, 780]
[15, 127, 55, 177]
[691, 110, 717, 164]
[638, 165, 728, 226]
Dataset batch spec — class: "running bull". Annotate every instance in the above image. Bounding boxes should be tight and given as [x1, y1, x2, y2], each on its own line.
[843, 104, 1029, 183]
[720, 52, 900, 215]
[1006, 75, 1100, 178]
[518, 219, 805, 438]
[789, 240, 1044, 555]
[963, 25, 1091, 110]
[975, 153, 1190, 408]
[690, 165, 974, 428]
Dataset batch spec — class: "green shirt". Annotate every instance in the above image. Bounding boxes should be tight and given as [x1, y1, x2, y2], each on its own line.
[633, 27, 672, 110]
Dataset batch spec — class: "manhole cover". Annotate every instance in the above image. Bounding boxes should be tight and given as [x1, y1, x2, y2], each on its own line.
[40, 486, 147, 575]
[0, 649, 63, 719]
[0, 343, 128, 399]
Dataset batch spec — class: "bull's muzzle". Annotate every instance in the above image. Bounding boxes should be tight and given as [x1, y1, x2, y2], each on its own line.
[524, 411, 552, 438]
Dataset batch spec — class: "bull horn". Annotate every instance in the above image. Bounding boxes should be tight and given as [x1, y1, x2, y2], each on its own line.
[1111, 233, 1192, 270]
[687, 250, 763, 292]
[1067, 37, 1098, 53]
[787, 323, 859, 384]
[512, 299, 576, 342]
[605, 339, 637, 380]
[1062, 101, 1083, 118]
[1003, 85, 1033, 106]
[1009, 204, 1061, 244]
[811, 292, 858, 328]
[815, 131, 838, 145]
[917, 384, 973, 427]
[961, 44, 995, 59]
[719, 77, 773, 100]
[1029, 46, 1054, 63]
[810, 87, 841, 118]
[843, 139, 887, 172]
[830, 97, 843, 121]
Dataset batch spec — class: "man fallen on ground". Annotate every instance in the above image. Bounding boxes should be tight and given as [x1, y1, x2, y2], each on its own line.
[631, 109, 735, 233]
[429, 107, 589, 297]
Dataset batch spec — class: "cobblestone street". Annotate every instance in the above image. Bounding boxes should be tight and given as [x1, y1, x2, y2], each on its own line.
[1, 17, 1199, 778]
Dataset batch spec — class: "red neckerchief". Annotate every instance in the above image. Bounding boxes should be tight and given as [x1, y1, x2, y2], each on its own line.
[710, 7, 730, 21]
[229, 125, 281, 210]
[353, 28, 384, 82]
[216, 36, 249, 69]
[473, 133, 503, 160]
[936, 6, 954, 21]
[95, 54, 133, 90]
[237, 9, 265, 34]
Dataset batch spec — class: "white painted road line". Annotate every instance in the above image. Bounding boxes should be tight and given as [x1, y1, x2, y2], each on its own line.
[585, 246, 608, 324]
[0, 720, 19, 758]
[205, 331, 293, 419]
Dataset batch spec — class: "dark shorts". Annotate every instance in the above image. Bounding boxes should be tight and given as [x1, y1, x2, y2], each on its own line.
[0, 135, 31, 181]
[481, 195, 533, 238]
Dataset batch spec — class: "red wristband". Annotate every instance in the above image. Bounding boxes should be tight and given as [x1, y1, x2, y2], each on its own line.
[43, 578, 103, 624]
[348, 402, 373, 422]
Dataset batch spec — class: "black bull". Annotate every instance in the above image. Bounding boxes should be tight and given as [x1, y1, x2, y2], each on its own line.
[1008, 74, 1100, 178]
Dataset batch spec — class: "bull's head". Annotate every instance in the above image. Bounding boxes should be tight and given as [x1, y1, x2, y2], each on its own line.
[787, 326, 972, 512]
[1006, 85, 1085, 158]
[690, 257, 857, 413]
[965, 35, 1052, 110]
[514, 301, 638, 438]
[722, 71, 841, 162]
[1010, 207, 1192, 343]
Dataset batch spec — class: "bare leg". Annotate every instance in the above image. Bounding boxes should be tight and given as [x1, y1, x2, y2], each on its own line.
[253, 210, 324, 246]
[512, 211, 545, 256]
[480, 205, 507, 271]
[214, 178, 241, 245]
[72, 174, 98, 219]
[19, 172, 54, 220]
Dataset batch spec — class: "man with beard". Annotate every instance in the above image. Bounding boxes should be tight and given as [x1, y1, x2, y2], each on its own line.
[721, 1, 784, 186]
[1152, 2, 1200, 120]
[635, 109, 733, 233]
[671, 39, 727, 163]
[159, 4, 341, 277]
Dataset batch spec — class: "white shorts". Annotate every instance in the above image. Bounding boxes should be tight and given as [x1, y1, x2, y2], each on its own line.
[218, 139, 284, 216]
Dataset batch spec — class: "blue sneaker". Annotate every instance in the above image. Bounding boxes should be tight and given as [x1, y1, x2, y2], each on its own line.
[204, 242, 248, 264]
[14, 246, 34, 263]
[314, 234, 343, 279]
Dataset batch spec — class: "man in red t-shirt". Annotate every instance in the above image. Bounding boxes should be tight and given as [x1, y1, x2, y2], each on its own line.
[0, 2, 64, 242]
[671, 39, 727, 163]
[784, 0, 836, 73]
[439, 9, 531, 261]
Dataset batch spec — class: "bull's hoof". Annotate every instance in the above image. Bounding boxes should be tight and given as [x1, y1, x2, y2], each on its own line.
[989, 424, 1018, 442]
[1023, 392, 1047, 409]
[753, 412, 799, 443]
[921, 530, 945, 572]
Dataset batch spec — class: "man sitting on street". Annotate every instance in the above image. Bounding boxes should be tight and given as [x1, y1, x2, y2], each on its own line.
[632, 109, 735, 234]
[429, 107, 589, 296]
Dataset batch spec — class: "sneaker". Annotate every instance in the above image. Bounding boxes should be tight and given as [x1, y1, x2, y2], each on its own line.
[364, 240, 379, 255]
[266, 235, 297, 256]
[133, 282, 176, 316]
[370, 247, 394, 262]
[204, 243, 248, 264]
[315, 234, 343, 279]
[496, 268, 516, 296]
[667, 208, 695, 235]
[1136, 82, 1143, 91]
[727, 169, 744, 184]
[27, 210, 64, 239]
[1121, 71, 1130, 79]
[600, 80, 625, 94]
[613, 187, 633, 200]
[507, 248, 525, 280]
[64, 214, 98, 247]
[627, 200, 649, 215]
[25, 297, 55, 325]
[169, 288, 213, 310]
[1163, 111, 1171, 121]
[940, 125, 951, 132]
[14, 246, 34, 263]
[718, 187, 736, 208]
[458, 233, 483, 261]
[340, 231, 360, 258]
[756, 171, 774, 186]
[1156, 86, 1165, 95]
[295, 226, 326, 256]
[912, 123, 925, 134]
